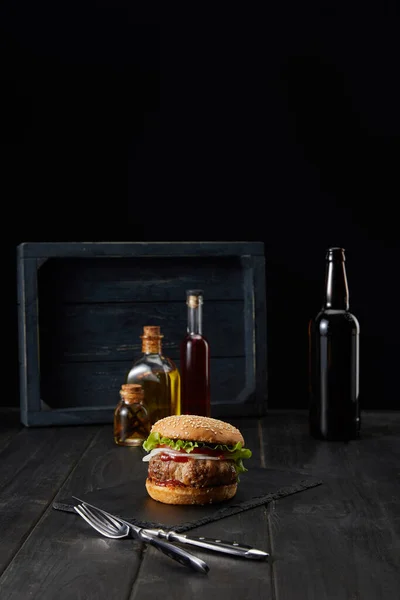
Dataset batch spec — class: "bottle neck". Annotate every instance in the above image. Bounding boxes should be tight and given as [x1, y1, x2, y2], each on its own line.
[187, 304, 203, 335]
[323, 259, 349, 310]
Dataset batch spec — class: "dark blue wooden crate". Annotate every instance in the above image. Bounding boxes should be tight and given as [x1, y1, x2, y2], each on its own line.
[17, 242, 267, 426]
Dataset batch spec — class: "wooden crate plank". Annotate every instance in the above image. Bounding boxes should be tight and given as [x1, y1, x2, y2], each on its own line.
[253, 255, 268, 413]
[21, 402, 259, 428]
[239, 256, 256, 407]
[38, 256, 246, 303]
[39, 357, 246, 411]
[19, 241, 265, 259]
[38, 301, 246, 361]
[21, 408, 115, 427]
[260, 411, 400, 600]
[0, 426, 98, 575]
[17, 257, 41, 413]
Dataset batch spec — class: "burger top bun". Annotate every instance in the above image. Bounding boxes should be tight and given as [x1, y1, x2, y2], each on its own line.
[150, 414, 245, 447]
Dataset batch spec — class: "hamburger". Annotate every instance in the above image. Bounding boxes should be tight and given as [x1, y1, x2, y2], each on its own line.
[142, 414, 252, 505]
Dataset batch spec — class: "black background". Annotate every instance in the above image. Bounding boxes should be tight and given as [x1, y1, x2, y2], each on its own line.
[2, 3, 399, 411]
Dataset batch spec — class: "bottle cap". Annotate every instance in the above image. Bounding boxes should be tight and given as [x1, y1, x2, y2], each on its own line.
[326, 247, 346, 262]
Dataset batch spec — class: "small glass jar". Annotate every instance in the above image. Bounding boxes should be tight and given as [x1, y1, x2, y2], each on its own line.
[113, 383, 150, 446]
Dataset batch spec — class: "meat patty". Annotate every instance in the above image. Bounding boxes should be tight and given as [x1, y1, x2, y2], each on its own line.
[148, 455, 237, 488]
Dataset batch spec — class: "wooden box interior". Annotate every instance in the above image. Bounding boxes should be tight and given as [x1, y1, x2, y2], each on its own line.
[17, 242, 267, 425]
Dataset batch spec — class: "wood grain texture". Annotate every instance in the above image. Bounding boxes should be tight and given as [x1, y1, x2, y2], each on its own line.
[37, 256, 247, 303]
[39, 357, 246, 409]
[0, 425, 142, 599]
[260, 410, 400, 600]
[0, 426, 97, 577]
[1, 412, 400, 599]
[18, 241, 265, 259]
[251, 255, 268, 413]
[129, 513, 272, 600]
[0, 424, 194, 598]
[0, 544, 141, 600]
[38, 301, 246, 360]
[17, 242, 268, 425]
[17, 257, 41, 414]
[0, 415, 22, 452]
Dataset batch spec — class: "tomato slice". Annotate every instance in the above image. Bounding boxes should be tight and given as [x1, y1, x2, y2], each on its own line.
[159, 452, 188, 463]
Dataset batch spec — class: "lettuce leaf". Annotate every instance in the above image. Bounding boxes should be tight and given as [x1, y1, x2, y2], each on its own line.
[142, 432, 252, 476]
[213, 441, 252, 475]
[142, 432, 200, 453]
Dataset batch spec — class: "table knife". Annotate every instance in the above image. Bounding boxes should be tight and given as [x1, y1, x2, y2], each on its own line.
[143, 528, 269, 560]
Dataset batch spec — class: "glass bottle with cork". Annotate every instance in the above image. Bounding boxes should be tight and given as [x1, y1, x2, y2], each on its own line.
[126, 325, 181, 426]
[114, 383, 151, 446]
[308, 247, 360, 441]
[180, 289, 210, 416]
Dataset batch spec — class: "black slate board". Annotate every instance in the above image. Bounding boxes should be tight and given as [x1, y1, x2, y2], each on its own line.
[53, 468, 323, 533]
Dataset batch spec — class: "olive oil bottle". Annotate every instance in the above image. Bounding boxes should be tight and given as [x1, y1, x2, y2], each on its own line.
[126, 325, 181, 425]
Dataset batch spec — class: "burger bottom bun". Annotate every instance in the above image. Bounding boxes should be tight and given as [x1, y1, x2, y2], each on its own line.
[145, 478, 237, 505]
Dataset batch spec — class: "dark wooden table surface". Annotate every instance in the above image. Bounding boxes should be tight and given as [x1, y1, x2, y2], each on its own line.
[0, 410, 399, 600]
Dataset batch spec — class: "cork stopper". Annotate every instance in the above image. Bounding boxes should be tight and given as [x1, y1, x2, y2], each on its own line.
[120, 383, 145, 404]
[142, 325, 163, 337]
[186, 289, 203, 308]
[141, 325, 163, 354]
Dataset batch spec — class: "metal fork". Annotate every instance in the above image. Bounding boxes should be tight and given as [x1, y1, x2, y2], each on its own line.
[74, 503, 209, 574]
[73, 497, 269, 560]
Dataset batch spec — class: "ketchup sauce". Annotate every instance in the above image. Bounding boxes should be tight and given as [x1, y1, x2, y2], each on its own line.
[159, 452, 188, 463]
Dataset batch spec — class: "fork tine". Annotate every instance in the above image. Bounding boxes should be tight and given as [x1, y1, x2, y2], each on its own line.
[74, 506, 127, 539]
[83, 504, 124, 530]
[78, 505, 119, 536]
[74, 506, 115, 538]
[73, 501, 210, 573]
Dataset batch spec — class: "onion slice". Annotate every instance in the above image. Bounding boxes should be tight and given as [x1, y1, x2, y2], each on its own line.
[142, 447, 226, 462]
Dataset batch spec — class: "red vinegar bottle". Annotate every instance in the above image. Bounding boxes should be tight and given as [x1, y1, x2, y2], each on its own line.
[180, 290, 210, 416]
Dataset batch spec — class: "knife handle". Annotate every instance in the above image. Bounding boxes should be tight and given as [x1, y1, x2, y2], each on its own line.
[145, 529, 269, 560]
[139, 529, 210, 574]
